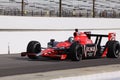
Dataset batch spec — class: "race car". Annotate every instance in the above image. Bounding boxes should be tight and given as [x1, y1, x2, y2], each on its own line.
[21, 30, 120, 61]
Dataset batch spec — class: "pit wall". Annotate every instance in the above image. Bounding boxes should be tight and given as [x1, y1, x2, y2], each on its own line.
[0, 16, 120, 54]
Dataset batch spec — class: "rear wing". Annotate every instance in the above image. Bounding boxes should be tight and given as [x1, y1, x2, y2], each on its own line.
[85, 32, 116, 40]
[85, 32, 116, 46]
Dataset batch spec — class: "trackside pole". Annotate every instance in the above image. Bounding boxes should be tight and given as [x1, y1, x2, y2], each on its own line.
[8, 42, 10, 54]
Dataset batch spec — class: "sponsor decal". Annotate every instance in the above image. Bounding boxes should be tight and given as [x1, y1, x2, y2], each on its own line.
[84, 45, 97, 57]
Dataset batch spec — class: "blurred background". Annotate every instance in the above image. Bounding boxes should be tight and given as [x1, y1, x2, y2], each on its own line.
[0, 0, 120, 18]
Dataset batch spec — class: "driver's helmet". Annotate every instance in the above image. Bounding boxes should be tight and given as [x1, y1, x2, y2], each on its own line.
[68, 37, 74, 43]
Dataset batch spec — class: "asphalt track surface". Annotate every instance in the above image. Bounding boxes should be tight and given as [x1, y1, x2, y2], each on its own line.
[0, 54, 120, 77]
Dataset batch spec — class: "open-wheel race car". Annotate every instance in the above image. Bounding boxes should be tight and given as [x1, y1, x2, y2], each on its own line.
[21, 29, 120, 61]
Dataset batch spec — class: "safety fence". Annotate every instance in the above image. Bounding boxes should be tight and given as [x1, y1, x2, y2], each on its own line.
[0, 0, 120, 18]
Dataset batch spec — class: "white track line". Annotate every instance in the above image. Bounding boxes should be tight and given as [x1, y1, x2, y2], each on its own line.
[53, 71, 120, 80]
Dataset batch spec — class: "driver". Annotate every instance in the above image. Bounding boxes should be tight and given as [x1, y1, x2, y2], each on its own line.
[68, 37, 74, 43]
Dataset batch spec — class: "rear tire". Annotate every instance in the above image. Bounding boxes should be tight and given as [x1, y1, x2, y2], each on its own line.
[27, 41, 41, 59]
[70, 42, 82, 61]
[107, 41, 120, 58]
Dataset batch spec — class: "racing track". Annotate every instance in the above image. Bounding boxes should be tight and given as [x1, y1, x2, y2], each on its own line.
[0, 54, 120, 77]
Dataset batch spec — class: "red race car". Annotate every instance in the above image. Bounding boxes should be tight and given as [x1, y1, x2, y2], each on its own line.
[21, 29, 120, 61]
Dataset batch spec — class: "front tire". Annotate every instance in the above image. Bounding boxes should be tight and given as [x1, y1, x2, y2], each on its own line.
[107, 41, 120, 58]
[70, 42, 82, 61]
[27, 41, 41, 59]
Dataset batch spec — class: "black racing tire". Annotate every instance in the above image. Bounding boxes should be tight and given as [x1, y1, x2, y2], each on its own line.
[70, 42, 82, 61]
[107, 41, 120, 58]
[27, 41, 41, 59]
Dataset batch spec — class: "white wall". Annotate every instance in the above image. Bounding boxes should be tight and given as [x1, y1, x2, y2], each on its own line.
[0, 16, 120, 54]
[1, 16, 120, 29]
